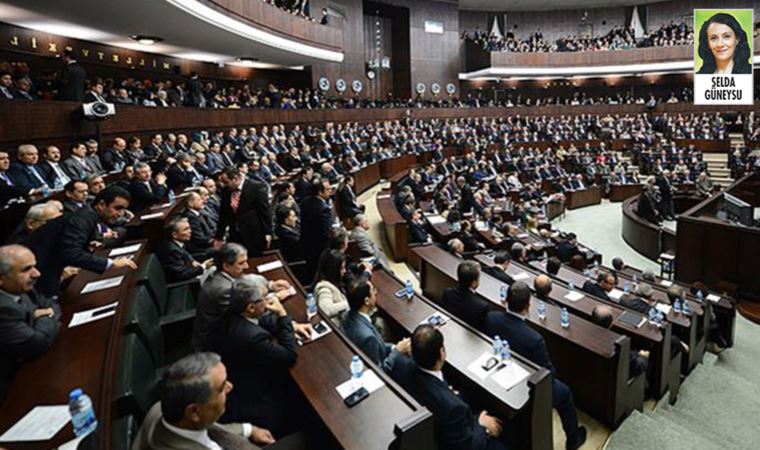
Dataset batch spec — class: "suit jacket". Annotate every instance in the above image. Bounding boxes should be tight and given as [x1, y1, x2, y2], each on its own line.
[27, 207, 110, 297]
[298, 195, 333, 269]
[128, 179, 168, 213]
[620, 295, 652, 315]
[209, 312, 296, 430]
[157, 240, 203, 282]
[216, 179, 272, 256]
[131, 402, 259, 450]
[186, 78, 204, 107]
[8, 163, 49, 190]
[483, 266, 514, 286]
[192, 271, 238, 350]
[101, 148, 127, 171]
[61, 156, 93, 181]
[557, 241, 580, 263]
[350, 227, 389, 268]
[484, 310, 555, 375]
[582, 281, 611, 302]
[62, 198, 86, 215]
[183, 209, 213, 258]
[0, 172, 29, 205]
[58, 62, 86, 102]
[342, 311, 400, 372]
[337, 185, 361, 219]
[275, 224, 301, 262]
[167, 165, 199, 190]
[441, 287, 489, 330]
[0, 290, 61, 401]
[408, 220, 430, 244]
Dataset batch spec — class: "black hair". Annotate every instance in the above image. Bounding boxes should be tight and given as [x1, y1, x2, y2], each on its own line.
[457, 260, 480, 289]
[411, 324, 443, 370]
[507, 281, 531, 313]
[697, 13, 752, 74]
[347, 279, 371, 311]
[93, 185, 131, 206]
[317, 249, 345, 286]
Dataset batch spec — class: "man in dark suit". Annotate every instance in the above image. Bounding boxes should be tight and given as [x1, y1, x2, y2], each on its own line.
[342, 279, 411, 372]
[407, 209, 431, 244]
[167, 152, 203, 190]
[101, 138, 128, 172]
[8, 145, 50, 191]
[582, 271, 614, 302]
[557, 233, 581, 263]
[208, 275, 310, 436]
[132, 352, 281, 450]
[57, 50, 86, 102]
[534, 274, 559, 307]
[484, 282, 587, 450]
[186, 72, 204, 107]
[157, 217, 213, 283]
[298, 177, 334, 278]
[215, 168, 272, 257]
[441, 261, 490, 330]
[483, 252, 514, 286]
[337, 175, 364, 220]
[0, 151, 36, 206]
[38, 146, 71, 187]
[62, 180, 89, 215]
[182, 192, 214, 259]
[127, 162, 169, 213]
[61, 142, 96, 181]
[26, 186, 137, 297]
[0, 244, 61, 401]
[394, 324, 507, 450]
[591, 305, 648, 379]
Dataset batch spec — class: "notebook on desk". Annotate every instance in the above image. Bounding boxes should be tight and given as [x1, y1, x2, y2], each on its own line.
[618, 310, 645, 328]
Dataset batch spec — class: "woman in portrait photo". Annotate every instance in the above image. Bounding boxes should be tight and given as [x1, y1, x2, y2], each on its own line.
[697, 12, 752, 74]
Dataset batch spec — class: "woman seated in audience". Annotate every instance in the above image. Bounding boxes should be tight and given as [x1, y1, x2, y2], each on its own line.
[314, 249, 349, 321]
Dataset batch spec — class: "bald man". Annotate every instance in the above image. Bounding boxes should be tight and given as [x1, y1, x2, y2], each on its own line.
[0, 245, 61, 400]
[591, 305, 648, 379]
[5, 202, 62, 245]
[533, 275, 557, 307]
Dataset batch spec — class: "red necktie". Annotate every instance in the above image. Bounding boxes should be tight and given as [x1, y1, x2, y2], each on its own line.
[231, 190, 241, 213]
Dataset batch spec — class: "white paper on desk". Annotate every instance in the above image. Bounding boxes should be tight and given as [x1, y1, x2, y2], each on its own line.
[474, 221, 488, 231]
[564, 291, 584, 302]
[426, 215, 446, 225]
[609, 288, 624, 300]
[257, 260, 283, 273]
[335, 370, 385, 399]
[467, 351, 501, 380]
[655, 303, 672, 315]
[707, 294, 721, 303]
[81, 275, 124, 294]
[140, 212, 164, 220]
[0, 405, 69, 442]
[151, 202, 172, 209]
[516, 233, 529, 239]
[58, 435, 87, 450]
[309, 321, 332, 342]
[69, 301, 118, 328]
[512, 272, 530, 281]
[109, 243, 141, 257]
[660, 280, 673, 287]
[377, 194, 391, 199]
[491, 361, 531, 391]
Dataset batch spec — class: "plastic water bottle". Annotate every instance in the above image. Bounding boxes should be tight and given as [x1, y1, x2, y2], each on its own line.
[168, 189, 176, 205]
[405, 280, 414, 299]
[54, 177, 63, 191]
[560, 308, 570, 328]
[492, 335, 503, 356]
[594, 260, 600, 273]
[568, 282, 575, 292]
[306, 293, 317, 316]
[350, 355, 364, 390]
[583, 270, 590, 282]
[682, 300, 691, 316]
[537, 301, 547, 320]
[69, 388, 98, 437]
[41, 185, 50, 197]
[648, 308, 657, 324]
[673, 299, 682, 314]
[633, 273, 638, 288]
[624, 281, 630, 293]
[656, 310, 665, 324]
[500, 339, 512, 363]
[499, 284, 509, 303]
[696, 290, 704, 303]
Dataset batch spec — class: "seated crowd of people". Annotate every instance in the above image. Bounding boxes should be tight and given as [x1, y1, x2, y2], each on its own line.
[463, 21, 693, 53]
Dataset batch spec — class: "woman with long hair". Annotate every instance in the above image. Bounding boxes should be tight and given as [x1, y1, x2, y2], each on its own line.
[697, 13, 752, 74]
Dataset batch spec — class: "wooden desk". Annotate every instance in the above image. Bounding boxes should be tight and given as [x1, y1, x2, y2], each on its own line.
[468, 252, 680, 404]
[379, 155, 418, 180]
[609, 184, 643, 202]
[565, 186, 602, 210]
[414, 246, 646, 427]
[125, 195, 189, 251]
[247, 252, 434, 450]
[0, 241, 149, 449]
[371, 269, 553, 450]
[377, 191, 410, 262]
[353, 163, 381, 196]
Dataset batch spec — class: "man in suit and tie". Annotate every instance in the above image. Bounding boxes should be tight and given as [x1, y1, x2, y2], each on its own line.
[557, 233, 581, 264]
[215, 168, 272, 257]
[182, 192, 214, 259]
[482, 252, 514, 286]
[157, 217, 214, 283]
[132, 352, 284, 450]
[186, 72, 204, 107]
[407, 209, 431, 244]
[102, 138, 128, 172]
[484, 281, 587, 450]
[128, 162, 169, 213]
[441, 261, 490, 330]
[0, 71, 16, 100]
[342, 279, 411, 372]
[62, 180, 89, 214]
[582, 271, 614, 302]
[167, 152, 202, 190]
[61, 142, 96, 181]
[298, 177, 334, 278]
[0, 244, 61, 401]
[57, 50, 86, 102]
[591, 305, 649, 379]
[0, 151, 38, 206]
[8, 145, 50, 191]
[393, 324, 506, 450]
[83, 80, 107, 103]
[26, 186, 137, 297]
[337, 175, 364, 220]
[208, 275, 311, 436]
[350, 214, 390, 269]
[38, 146, 71, 187]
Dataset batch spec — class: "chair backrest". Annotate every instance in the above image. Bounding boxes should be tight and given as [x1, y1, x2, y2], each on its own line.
[113, 334, 159, 422]
[137, 254, 169, 315]
[110, 414, 137, 450]
[123, 285, 165, 367]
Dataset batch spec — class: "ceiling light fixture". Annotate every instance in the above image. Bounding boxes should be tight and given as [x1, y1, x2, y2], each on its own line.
[131, 35, 163, 45]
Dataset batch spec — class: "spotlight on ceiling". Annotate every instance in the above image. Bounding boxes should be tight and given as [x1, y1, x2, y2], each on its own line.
[130, 35, 163, 45]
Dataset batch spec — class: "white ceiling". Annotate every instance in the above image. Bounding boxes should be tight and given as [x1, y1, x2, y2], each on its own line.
[460, 0, 665, 12]
[0, 0, 343, 67]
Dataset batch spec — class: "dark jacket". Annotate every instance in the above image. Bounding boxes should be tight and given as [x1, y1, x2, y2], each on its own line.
[441, 287, 489, 330]
[483, 265, 515, 286]
[127, 179, 168, 213]
[156, 240, 203, 282]
[342, 311, 400, 373]
[57, 61, 86, 101]
[582, 280, 611, 302]
[216, 178, 272, 256]
[182, 209, 214, 258]
[484, 310, 555, 374]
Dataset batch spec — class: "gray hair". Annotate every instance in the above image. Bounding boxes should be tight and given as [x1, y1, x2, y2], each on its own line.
[229, 274, 267, 314]
[25, 204, 50, 223]
[17, 144, 37, 156]
[176, 152, 192, 163]
[635, 283, 653, 299]
[641, 270, 656, 282]
[0, 245, 29, 277]
[160, 352, 222, 423]
[216, 243, 247, 270]
[165, 216, 189, 238]
[134, 161, 150, 171]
